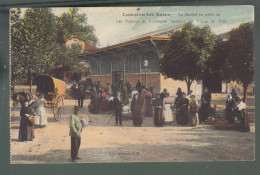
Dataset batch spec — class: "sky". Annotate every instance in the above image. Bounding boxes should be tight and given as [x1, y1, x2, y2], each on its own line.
[21, 6, 254, 48]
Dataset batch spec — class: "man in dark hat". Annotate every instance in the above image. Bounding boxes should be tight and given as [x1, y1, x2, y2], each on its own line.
[113, 92, 123, 126]
[69, 106, 82, 161]
[77, 81, 86, 108]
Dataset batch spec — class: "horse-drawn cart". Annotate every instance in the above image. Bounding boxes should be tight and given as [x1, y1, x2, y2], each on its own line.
[36, 75, 66, 121]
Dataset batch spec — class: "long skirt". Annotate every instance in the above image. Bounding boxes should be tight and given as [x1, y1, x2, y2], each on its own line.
[89, 99, 99, 114]
[132, 108, 143, 126]
[225, 108, 234, 123]
[99, 99, 107, 113]
[154, 107, 164, 126]
[199, 104, 210, 122]
[19, 121, 35, 141]
[143, 99, 153, 117]
[177, 108, 189, 125]
[38, 106, 47, 126]
[164, 104, 173, 122]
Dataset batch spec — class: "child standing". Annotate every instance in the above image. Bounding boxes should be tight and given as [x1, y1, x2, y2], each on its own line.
[189, 95, 199, 126]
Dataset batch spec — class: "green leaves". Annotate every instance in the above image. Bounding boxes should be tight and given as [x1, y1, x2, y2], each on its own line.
[11, 7, 98, 85]
[161, 23, 218, 82]
[58, 7, 98, 46]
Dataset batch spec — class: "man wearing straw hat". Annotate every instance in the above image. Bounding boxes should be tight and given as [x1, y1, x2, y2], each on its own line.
[69, 106, 82, 161]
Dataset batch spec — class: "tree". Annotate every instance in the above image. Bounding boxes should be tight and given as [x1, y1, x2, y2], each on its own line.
[11, 8, 57, 92]
[58, 8, 98, 46]
[52, 43, 86, 76]
[11, 8, 98, 92]
[229, 22, 254, 104]
[209, 22, 254, 103]
[160, 23, 219, 94]
[10, 8, 23, 83]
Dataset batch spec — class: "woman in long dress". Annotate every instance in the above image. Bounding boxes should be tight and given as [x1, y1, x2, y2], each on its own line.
[143, 88, 153, 117]
[30, 94, 47, 128]
[225, 94, 235, 123]
[152, 94, 165, 127]
[180, 92, 189, 125]
[89, 88, 99, 114]
[163, 93, 173, 124]
[19, 101, 35, 141]
[131, 94, 143, 126]
[98, 89, 107, 113]
[175, 88, 183, 125]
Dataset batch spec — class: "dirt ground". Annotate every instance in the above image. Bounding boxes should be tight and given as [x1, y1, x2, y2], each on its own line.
[10, 98, 255, 164]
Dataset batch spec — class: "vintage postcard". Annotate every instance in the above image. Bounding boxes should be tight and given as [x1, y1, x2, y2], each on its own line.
[10, 6, 254, 164]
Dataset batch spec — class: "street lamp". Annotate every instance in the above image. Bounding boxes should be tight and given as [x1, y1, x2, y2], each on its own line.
[144, 59, 148, 87]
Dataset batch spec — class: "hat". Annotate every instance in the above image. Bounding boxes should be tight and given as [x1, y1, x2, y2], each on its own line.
[190, 95, 195, 98]
[74, 106, 80, 111]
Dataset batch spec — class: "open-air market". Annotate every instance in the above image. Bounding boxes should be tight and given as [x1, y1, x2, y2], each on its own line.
[10, 6, 254, 163]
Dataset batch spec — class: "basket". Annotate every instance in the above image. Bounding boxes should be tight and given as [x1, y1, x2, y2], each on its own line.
[28, 116, 36, 125]
[215, 119, 235, 130]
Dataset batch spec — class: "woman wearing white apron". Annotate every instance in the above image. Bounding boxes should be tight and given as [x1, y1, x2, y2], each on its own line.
[163, 93, 174, 124]
[30, 94, 47, 128]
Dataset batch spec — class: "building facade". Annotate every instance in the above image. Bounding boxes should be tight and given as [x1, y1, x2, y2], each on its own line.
[73, 26, 253, 96]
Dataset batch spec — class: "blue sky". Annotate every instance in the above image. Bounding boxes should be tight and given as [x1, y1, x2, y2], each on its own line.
[21, 6, 254, 48]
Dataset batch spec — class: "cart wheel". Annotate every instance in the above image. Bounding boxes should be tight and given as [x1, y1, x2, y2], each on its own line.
[53, 96, 64, 121]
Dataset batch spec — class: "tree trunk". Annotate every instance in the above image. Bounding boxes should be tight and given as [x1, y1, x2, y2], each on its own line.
[185, 78, 193, 95]
[187, 82, 191, 95]
[243, 84, 248, 104]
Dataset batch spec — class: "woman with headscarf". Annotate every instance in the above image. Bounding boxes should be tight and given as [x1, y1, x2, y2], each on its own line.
[152, 94, 165, 126]
[120, 85, 129, 105]
[19, 101, 35, 141]
[199, 88, 212, 123]
[131, 93, 143, 126]
[142, 88, 153, 117]
[98, 89, 107, 113]
[175, 88, 183, 125]
[180, 92, 189, 125]
[89, 88, 99, 114]
[30, 94, 47, 128]
[225, 94, 235, 123]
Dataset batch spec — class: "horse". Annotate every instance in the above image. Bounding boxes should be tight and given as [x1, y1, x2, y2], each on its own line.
[12, 91, 33, 107]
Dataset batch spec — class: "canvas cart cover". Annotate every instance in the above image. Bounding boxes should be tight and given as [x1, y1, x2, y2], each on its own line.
[36, 75, 66, 95]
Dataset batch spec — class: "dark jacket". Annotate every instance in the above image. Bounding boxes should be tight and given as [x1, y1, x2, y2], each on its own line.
[201, 92, 211, 103]
[113, 97, 123, 112]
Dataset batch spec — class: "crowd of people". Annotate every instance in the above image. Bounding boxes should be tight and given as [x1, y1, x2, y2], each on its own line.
[15, 79, 249, 162]
[18, 78, 249, 143]
[69, 78, 248, 129]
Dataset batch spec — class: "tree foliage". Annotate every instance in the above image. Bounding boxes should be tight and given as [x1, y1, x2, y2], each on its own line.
[11, 8, 56, 85]
[160, 23, 219, 94]
[10, 8, 23, 81]
[58, 8, 98, 46]
[209, 22, 254, 102]
[228, 22, 254, 89]
[11, 7, 98, 88]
